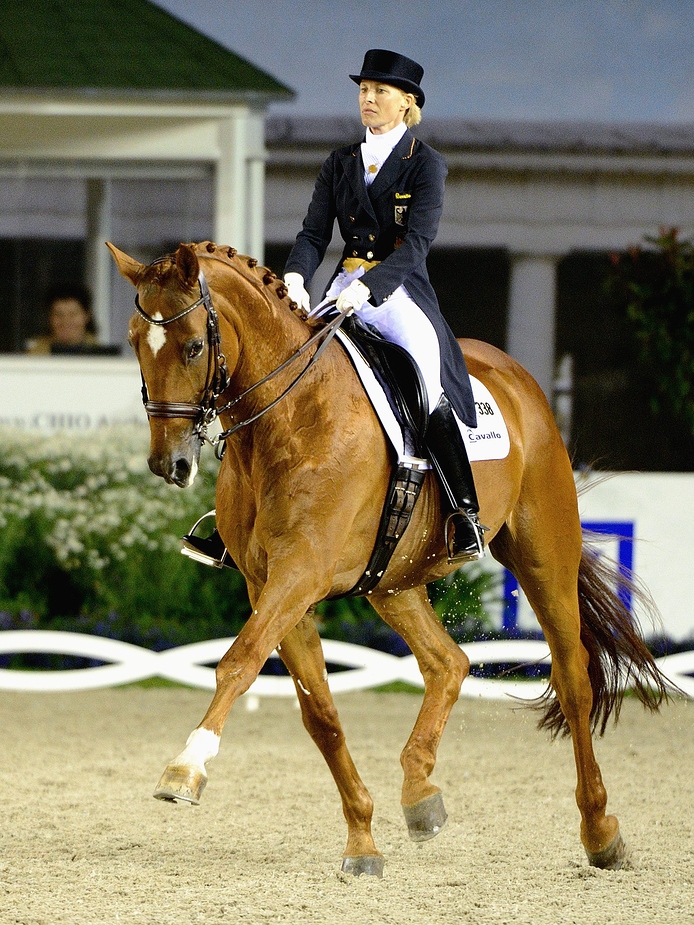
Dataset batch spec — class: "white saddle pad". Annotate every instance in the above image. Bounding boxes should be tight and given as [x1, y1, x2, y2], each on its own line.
[336, 330, 510, 463]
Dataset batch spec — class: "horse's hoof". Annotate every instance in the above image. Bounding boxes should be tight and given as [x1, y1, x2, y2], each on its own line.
[403, 792, 448, 842]
[585, 831, 630, 870]
[153, 765, 206, 805]
[341, 855, 385, 878]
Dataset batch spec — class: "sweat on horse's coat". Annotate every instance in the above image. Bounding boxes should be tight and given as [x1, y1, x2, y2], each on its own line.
[109, 239, 669, 877]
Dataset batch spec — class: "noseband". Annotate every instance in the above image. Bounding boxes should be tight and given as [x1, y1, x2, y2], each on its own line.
[134, 262, 348, 454]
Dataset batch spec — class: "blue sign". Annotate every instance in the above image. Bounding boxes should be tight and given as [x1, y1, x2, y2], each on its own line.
[502, 521, 635, 632]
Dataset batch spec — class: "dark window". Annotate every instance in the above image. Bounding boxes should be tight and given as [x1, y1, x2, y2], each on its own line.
[556, 252, 694, 471]
[427, 247, 509, 348]
[0, 239, 85, 353]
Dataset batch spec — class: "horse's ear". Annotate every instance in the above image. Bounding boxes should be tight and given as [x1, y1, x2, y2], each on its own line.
[175, 244, 200, 289]
[106, 242, 144, 286]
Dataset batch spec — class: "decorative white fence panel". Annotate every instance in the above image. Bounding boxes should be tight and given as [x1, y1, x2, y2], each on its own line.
[0, 631, 692, 699]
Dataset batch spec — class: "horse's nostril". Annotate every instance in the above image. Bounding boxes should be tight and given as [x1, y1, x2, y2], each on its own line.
[147, 450, 195, 485]
[173, 457, 192, 483]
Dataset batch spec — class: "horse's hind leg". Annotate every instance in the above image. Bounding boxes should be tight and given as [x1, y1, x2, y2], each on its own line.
[493, 459, 627, 868]
[531, 588, 625, 868]
[369, 585, 470, 842]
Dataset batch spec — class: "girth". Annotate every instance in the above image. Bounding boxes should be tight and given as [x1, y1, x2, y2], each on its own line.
[341, 460, 426, 597]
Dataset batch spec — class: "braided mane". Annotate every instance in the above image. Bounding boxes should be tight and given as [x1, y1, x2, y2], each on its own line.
[191, 241, 300, 314]
[138, 240, 301, 318]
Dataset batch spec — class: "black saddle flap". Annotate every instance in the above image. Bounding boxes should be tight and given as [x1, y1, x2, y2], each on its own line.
[341, 315, 428, 451]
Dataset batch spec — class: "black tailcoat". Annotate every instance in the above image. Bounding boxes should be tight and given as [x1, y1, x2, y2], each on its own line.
[285, 128, 477, 427]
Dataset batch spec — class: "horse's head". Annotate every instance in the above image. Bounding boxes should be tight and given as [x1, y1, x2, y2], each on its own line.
[108, 242, 222, 487]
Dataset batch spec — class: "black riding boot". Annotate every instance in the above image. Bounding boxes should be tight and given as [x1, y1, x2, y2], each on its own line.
[425, 394, 486, 562]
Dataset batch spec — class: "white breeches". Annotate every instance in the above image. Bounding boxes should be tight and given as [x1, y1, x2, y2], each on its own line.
[315, 266, 444, 414]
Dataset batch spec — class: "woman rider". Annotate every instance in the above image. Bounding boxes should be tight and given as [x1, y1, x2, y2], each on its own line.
[283, 49, 485, 561]
[183, 49, 485, 567]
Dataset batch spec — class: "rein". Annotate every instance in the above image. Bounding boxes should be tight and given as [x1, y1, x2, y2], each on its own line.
[134, 263, 348, 455]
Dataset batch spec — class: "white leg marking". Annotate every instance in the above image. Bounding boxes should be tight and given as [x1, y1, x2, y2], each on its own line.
[147, 313, 167, 357]
[172, 727, 220, 772]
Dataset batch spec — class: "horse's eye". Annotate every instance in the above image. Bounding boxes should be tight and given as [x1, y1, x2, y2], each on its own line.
[187, 339, 205, 361]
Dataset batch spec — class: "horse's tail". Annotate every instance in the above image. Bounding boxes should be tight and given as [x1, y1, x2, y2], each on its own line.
[538, 539, 671, 738]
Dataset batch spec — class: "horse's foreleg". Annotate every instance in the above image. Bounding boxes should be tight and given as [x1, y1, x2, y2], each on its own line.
[370, 585, 470, 842]
[276, 613, 383, 877]
[153, 575, 328, 805]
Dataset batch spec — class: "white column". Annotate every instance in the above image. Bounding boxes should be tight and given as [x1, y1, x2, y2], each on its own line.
[245, 111, 266, 263]
[214, 115, 247, 252]
[85, 178, 112, 343]
[507, 252, 559, 400]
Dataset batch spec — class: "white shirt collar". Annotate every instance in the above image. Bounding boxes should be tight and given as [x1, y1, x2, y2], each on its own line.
[361, 123, 408, 184]
[362, 122, 408, 157]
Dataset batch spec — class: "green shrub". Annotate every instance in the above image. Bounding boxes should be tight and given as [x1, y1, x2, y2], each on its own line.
[608, 227, 694, 435]
[0, 426, 250, 645]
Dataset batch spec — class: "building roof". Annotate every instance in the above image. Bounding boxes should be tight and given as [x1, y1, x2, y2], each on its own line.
[0, 0, 293, 101]
[267, 116, 694, 156]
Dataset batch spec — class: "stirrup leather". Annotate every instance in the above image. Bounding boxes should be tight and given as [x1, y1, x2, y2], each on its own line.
[181, 510, 234, 569]
[444, 509, 487, 563]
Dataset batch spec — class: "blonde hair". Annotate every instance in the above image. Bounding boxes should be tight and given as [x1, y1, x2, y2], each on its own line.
[400, 90, 422, 127]
[404, 101, 422, 127]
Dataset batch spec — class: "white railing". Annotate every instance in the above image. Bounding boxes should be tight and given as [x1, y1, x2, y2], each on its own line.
[0, 631, 692, 700]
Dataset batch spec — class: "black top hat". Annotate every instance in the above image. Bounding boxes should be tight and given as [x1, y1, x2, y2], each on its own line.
[350, 49, 425, 108]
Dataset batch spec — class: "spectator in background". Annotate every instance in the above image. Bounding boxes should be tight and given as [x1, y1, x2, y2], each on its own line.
[26, 282, 98, 354]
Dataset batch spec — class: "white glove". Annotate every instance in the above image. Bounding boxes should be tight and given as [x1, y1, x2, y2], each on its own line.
[336, 279, 371, 315]
[283, 272, 311, 314]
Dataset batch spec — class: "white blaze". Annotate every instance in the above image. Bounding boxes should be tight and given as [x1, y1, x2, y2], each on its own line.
[147, 313, 167, 357]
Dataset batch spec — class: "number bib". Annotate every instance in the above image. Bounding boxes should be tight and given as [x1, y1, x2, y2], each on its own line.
[464, 377, 511, 461]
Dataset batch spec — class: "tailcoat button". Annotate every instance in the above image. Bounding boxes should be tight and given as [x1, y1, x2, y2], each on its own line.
[368, 234, 376, 241]
[366, 251, 374, 259]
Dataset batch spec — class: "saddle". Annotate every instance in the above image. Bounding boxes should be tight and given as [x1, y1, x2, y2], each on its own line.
[341, 315, 429, 452]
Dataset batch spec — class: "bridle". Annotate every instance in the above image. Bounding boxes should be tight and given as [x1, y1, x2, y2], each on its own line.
[133, 262, 348, 456]
[135, 271, 228, 427]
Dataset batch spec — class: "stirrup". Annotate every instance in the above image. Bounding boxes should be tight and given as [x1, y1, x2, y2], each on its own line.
[181, 510, 233, 569]
[444, 510, 487, 563]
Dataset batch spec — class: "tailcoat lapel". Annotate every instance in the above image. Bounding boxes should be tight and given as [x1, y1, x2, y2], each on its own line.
[368, 129, 416, 199]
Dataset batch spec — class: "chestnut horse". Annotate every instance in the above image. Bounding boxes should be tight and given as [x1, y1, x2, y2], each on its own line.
[109, 240, 667, 877]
